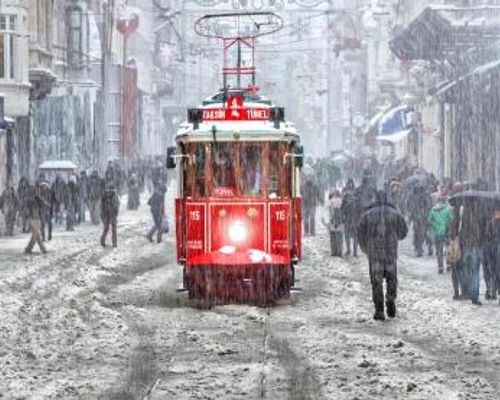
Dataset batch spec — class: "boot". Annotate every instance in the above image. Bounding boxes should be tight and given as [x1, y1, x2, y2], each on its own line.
[373, 302, 385, 321]
[386, 301, 396, 318]
[373, 310, 385, 321]
[100, 236, 106, 247]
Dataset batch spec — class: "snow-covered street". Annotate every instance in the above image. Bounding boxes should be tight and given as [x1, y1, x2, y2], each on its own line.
[1, 198, 500, 400]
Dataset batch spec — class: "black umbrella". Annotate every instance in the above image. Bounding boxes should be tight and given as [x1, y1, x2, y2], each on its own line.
[449, 190, 500, 207]
[404, 173, 428, 188]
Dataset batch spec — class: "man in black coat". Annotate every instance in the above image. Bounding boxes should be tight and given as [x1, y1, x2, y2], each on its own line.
[100, 185, 120, 247]
[341, 178, 359, 256]
[302, 178, 322, 236]
[37, 180, 53, 241]
[358, 192, 408, 321]
[77, 171, 88, 223]
[147, 185, 166, 243]
[65, 176, 79, 231]
[407, 185, 433, 257]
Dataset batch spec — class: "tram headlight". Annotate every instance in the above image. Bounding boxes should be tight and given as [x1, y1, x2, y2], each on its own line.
[228, 220, 248, 244]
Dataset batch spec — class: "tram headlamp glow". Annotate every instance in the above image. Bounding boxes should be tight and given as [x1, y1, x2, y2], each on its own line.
[228, 220, 248, 244]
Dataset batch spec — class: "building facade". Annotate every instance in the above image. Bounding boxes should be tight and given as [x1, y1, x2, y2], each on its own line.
[0, 0, 31, 192]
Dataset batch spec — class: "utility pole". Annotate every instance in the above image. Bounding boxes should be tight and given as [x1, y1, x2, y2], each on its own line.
[326, 2, 344, 155]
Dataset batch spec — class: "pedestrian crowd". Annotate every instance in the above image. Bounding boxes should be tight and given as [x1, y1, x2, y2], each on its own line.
[0, 157, 169, 253]
[302, 154, 500, 320]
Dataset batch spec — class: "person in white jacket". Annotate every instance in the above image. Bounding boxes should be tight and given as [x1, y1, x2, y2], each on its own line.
[322, 191, 344, 257]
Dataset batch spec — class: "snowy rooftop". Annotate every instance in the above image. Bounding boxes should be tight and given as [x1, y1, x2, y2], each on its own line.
[390, 6, 500, 60]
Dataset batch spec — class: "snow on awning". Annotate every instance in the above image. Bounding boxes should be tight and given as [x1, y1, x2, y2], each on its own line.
[363, 110, 386, 135]
[435, 80, 458, 97]
[38, 160, 78, 171]
[434, 58, 500, 99]
[376, 129, 411, 144]
[472, 58, 500, 75]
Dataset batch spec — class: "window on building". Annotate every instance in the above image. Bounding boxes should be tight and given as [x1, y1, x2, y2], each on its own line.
[67, 6, 83, 66]
[0, 15, 16, 79]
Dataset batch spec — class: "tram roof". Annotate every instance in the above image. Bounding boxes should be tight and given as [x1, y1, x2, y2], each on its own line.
[175, 91, 299, 142]
[175, 120, 299, 143]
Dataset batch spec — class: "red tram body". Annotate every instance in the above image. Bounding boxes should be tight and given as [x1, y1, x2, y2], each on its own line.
[169, 93, 303, 302]
[167, 12, 302, 303]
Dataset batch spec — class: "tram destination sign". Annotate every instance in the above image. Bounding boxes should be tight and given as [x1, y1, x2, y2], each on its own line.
[202, 106, 270, 121]
[188, 95, 284, 128]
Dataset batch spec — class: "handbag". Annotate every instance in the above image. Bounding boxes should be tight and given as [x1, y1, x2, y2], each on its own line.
[446, 205, 463, 265]
[446, 238, 461, 264]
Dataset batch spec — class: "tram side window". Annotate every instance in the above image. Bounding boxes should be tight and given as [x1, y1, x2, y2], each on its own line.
[241, 143, 263, 196]
[193, 143, 206, 198]
[269, 143, 291, 198]
[269, 143, 280, 198]
[181, 144, 192, 198]
[213, 143, 236, 196]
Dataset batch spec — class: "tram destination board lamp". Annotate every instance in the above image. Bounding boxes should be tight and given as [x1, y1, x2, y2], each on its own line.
[187, 106, 284, 129]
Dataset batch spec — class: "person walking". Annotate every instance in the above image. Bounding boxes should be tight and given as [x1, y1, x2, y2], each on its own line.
[65, 176, 79, 231]
[357, 191, 408, 321]
[408, 185, 433, 257]
[0, 185, 19, 236]
[302, 177, 321, 236]
[456, 198, 484, 305]
[322, 191, 344, 256]
[355, 173, 377, 213]
[485, 206, 500, 305]
[447, 181, 469, 300]
[88, 171, 103, 225]
[127, 172, 140, 210]
[105, 160, 116, 188]
[146, 185, 166, 243]
[77, 171, 88, 223]
[51, 176, 66, 226]
[428, 196, 453, 274]
[17, 177, 30, 233]
[100, 185, 120, 247]
[37, 180, 53, 241]
[341, 179, 359, 256]
[24, 185, 47, 254]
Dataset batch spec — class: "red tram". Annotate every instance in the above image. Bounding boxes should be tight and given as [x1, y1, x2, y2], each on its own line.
[166, 12, 303, 303]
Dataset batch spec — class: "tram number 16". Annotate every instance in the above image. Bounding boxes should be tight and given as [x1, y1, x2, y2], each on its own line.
[189, 210, 201, 221]
[275, 210, 286, 221]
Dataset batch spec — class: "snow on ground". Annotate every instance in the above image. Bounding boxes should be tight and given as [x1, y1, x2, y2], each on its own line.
[0, 198, 499, 399]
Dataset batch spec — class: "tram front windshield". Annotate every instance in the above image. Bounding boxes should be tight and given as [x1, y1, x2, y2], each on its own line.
[183, 141, 291, 198]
